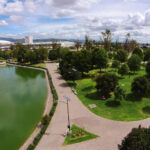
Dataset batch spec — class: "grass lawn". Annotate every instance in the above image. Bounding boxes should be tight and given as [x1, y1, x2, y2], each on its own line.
[63, 125, 98, 145]
[68, 66, 150, 121]
[30, 63, 46, 68]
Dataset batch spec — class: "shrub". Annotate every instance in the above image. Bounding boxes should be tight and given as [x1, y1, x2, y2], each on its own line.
[41, 115, 50, 125]
[118, 127, 150, 150]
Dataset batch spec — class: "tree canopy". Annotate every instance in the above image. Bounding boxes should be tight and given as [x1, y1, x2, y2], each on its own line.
[95, 73, 118, 97]
[119, 127, 150, 150]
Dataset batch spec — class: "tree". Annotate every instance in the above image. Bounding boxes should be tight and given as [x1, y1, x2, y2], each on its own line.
[74, 50, 92, 76]
[114, 86, 126, 101]
[101, 29, 112, 51]
[25, 50, 37, 64]
[124, 33, 131, 53]
[115, 49, 128, 63]
[132, 47, 143, 60]
[112, 60, 120, 70]
[74, 40, 82, 51]
[118, 64, 129, 76]
[118, 127, 150, 150]
[67, 68, 81, 84]
[92, 47, 108, 71]
[144, 48, 150, 62]
[36, 46, 48, 63]
[16, 43, 27, 63]
[84, 35, 93, 51]
[51, 40, 59, 50]
[146, 61, 150, 77]
[49, 50, 58, 60]
[131, 76, 149, 98]
[95, 73, 118, 97]
[128, 54, 141, 73]
[129, 40, 137, 52]
[59, 51, 74, 78]
[115, 39, 122, 50]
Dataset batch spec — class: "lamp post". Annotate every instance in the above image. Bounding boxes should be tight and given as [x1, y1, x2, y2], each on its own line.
[64, 96, 71, 132]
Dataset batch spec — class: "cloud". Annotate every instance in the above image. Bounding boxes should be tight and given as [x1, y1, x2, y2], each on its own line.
[8, 15, 23, 22]
[0, 20, 8, 26]
[0, 0, 24, 15]
[124, 0, 137, 2]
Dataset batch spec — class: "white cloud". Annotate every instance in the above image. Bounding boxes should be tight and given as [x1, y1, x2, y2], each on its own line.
[0, 20, 8, 26]
[9, 15, 23, 22]
[124, 0, 137, 2]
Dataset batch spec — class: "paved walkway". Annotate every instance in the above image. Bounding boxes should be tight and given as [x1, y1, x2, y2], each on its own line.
[36, 62, 150, 150]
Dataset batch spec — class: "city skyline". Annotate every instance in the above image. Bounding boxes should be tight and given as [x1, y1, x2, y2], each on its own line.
[0, 0, 150, 42]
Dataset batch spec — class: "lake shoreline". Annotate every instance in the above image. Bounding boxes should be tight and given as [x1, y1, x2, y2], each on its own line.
[7, 63, 53, 150]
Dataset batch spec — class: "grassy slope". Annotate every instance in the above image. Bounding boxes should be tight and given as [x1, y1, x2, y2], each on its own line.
[68, 66, 150, 121]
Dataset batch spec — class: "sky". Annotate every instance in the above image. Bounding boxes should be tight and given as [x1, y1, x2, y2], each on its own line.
[0, 0, 150, 42]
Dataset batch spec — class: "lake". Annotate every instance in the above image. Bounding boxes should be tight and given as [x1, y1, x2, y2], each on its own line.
[0, 65, 47, 150]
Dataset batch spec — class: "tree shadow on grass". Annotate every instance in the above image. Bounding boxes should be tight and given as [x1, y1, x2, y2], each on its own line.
[82, 86, 94, 92]
[126, 93, 142, 102]
[105, 100, 120, 107]
[67, 82, 76, 87]
[142, 106, 150, 114]
[85, 91, 100, 100]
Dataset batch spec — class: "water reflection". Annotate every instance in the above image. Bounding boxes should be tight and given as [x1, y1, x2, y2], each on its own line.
[15, 67, 45, 80]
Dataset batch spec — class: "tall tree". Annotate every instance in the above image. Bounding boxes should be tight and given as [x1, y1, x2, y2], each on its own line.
[84, 35, 93, 51]
[92, 47, 108, 71]
[128, 54, 141, 74]
[101, 29, 112, 51]
[124, 33, 131, 53]
[74, 50, 92, 76]
[74, 40, 82, 51]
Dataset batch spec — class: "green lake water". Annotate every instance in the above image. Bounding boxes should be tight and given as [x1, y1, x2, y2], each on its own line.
[0, 65, 47, 150]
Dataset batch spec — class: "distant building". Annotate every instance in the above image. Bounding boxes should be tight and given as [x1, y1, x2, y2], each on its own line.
[25, 36, 33, 44]
[0, 40, 13, 51]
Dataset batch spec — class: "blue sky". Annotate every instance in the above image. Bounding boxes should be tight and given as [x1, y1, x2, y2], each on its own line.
[0, 0, 150, 42]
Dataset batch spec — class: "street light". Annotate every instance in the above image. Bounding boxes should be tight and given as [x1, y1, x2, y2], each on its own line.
[63, 96, 71, 132]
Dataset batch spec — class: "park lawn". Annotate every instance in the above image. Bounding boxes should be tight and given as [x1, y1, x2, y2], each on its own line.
[68, 66, 150, 121]
[63, 125, 98, 146]
[30, 63, 46, 68]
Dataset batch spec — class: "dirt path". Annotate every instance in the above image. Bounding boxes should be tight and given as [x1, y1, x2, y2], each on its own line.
[36, 62, 150, 150]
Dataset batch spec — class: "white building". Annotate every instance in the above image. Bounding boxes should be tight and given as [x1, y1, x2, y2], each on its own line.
[25, 36, 33, 44]
[0, 40, 13, 51]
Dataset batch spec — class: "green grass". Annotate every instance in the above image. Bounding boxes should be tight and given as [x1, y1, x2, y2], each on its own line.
[68, 66, 150, 121]
[30, 63, 46, 68]
[63, 125, 98, 145]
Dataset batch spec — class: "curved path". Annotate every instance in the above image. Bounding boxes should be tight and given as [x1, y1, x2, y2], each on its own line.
[36, 62, 150, 150]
